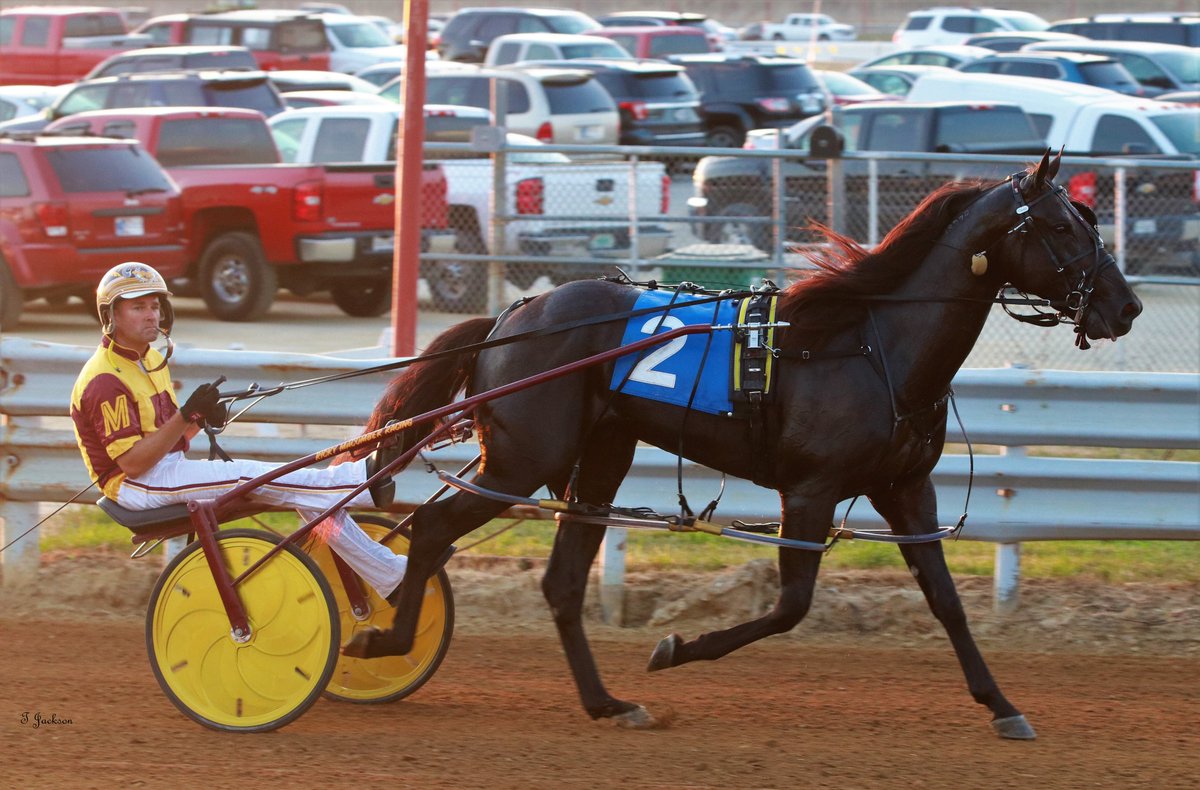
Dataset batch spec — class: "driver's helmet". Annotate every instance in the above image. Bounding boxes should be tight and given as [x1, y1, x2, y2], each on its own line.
[96, 262, 174, 336]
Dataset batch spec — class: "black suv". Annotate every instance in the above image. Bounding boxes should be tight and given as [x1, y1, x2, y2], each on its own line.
[436, 7, 599, 62]
[1047, 15, 1200, 47]
[532, 58, 705, 148]
[667, 54, 826, 148]
[0, 70, 286, 133]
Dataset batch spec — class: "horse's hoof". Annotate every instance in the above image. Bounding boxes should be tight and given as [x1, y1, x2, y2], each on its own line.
[341, 627, 383, 659]
[992, 714, 1037, 740]
[647, 634, 682, 672]
[612, 704, 674, 730]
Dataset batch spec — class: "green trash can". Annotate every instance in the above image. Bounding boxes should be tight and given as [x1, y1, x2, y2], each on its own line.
[656, 244, 770, 290]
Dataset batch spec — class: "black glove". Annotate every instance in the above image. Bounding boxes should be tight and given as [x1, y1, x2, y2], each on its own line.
[198, 400, 228, 430]
[181, 380, 222, 424]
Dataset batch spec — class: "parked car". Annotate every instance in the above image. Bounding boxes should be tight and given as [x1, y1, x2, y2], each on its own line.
[533, 58, 705, 148]
[0, 70, 287, 133]
[0, 84, 68, 122]
[814, 70, 890, 105]
[45, 107, 449, 320]
[855, 45, 991, 70]
[893, 8, 1048, 47]
[692, 101, 1046, 249]
[353, 59, 475, 89]
[283, 90, 395, 109]
[1021, 41, 1199, 96]
[0, 133, 186, 329]
[84, 45, 259, 79]
[382, 65, 619, 145]
[957, 51, 1144, 95]
[319, 12, 410, 73]
[962, 30, 1086, 51]
[267, 70, 378, 94]
[0, 6, 151, 86]
[846, 65, 956, 96]
[1047, 14, 1200, 47]
[436, 8, 599, 63]
[485, 33, 629, 66]
[592, 26, 712, 59]
[667, 54, 825, 148]
[758, 13, 857, 42]
[596, 11, 734, 50]
[134, 10, 330, 71]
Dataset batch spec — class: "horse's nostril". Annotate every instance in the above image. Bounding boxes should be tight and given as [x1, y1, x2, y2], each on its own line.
[1121, 301, 1142, 320]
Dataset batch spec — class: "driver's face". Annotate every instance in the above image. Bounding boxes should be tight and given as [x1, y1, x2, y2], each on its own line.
[111, 294, 162, 351]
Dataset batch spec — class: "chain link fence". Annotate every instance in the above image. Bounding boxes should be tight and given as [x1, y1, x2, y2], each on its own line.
[419, 142, 1198, 373]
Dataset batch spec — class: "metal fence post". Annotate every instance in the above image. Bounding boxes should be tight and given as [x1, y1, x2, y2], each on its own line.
[993, 543, 1022, 613]
[599, 527, 626, 625]
[772, 156, 785, 272]
[629, 154, 640, 278]
[1113, 166, 1127, 274]
[0, 500, 40, 588]
[867, 157, 879, 247]
[488, 79, 509, 314]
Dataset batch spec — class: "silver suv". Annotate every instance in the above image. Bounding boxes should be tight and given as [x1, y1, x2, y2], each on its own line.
[893, 7, 1049, 47]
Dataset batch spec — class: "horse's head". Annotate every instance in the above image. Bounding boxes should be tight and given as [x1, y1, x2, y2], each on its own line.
[982, 151, 1142, 348]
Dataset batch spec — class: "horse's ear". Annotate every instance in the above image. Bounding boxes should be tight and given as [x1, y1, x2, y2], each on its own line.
[1047, 148, 1063, 182]
[1032, 149, 1052, 189]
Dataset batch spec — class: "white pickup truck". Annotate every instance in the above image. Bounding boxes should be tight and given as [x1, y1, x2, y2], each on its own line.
[270, 104, 674, 311]
[759, 14, 857, 42]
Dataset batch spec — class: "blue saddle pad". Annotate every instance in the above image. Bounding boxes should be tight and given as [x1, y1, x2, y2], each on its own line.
[609, 290, 737, 415]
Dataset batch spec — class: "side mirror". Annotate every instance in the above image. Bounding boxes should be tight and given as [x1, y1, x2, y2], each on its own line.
[809, 124, 844, 158]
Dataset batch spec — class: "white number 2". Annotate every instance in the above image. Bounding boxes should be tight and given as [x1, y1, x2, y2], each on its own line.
[627, 315, 686, 389]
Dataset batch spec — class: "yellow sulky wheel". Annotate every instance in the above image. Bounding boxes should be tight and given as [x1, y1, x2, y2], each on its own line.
[315, 515, 455, 704]
[145, 529, 339, 732]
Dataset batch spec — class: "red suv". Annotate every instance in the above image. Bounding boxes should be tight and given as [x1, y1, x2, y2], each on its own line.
[134, 10, 330, 71]
[593, 26, 713, 58]
[0, 134, 186, 329]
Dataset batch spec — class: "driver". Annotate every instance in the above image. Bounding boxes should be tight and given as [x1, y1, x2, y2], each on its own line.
[70, 262, 408, 603]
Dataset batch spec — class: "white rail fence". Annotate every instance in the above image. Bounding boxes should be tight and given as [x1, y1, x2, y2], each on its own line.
[2, 336, 1197, 613]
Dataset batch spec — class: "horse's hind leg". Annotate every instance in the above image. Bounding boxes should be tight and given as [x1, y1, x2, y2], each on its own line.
[870, 477, 1036, 740]
[647, 490, 834, 669]
[541, 426, 655, 725]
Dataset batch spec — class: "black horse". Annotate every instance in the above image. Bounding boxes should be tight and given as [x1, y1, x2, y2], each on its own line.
[345, 153, 1141, 738]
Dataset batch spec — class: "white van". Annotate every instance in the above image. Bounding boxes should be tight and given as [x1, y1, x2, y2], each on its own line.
[906, 71, 1199, 156]
[484, 33, 631, 67]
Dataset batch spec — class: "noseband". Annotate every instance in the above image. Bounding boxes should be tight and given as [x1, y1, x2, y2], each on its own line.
[994, 172, 1113, 349]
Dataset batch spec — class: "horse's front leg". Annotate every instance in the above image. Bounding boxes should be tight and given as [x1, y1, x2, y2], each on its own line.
[869, 476, 1036, 740]
[647, 490, 833, 670]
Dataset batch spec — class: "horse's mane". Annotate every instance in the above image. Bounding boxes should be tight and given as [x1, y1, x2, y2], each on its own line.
[775, 177, 1001, 350]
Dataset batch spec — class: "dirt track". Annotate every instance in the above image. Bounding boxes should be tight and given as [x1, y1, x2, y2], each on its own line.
[2, 551, 1197, 789]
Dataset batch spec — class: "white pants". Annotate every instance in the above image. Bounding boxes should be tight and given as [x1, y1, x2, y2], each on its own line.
[117, 451, 405, 598]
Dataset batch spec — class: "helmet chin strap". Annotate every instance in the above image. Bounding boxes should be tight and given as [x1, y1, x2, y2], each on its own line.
[139, 327, 175, 374]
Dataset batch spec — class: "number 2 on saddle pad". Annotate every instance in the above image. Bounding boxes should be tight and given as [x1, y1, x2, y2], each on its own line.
[609, 290, 737, 415]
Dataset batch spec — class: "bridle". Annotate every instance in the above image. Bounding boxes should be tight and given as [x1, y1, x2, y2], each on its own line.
[995, 171, 1115, 350]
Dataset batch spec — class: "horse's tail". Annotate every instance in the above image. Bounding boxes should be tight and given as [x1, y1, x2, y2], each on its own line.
[360, 316, 496, 457]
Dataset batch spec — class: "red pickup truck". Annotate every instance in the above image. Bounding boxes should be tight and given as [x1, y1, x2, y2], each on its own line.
[0, 6, 152, 86]
[47, 107, 451, 320]
[0, 133, 186, 330]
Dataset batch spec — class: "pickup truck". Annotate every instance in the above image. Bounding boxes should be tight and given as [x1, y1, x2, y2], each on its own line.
[691, 102, 1046, 250]
[270, 104, 674, 312]
[0, 7, 152, 86]
[45, 107, 452, 320]
[759, 14, 857, 43]
[0, 133, 186, 330]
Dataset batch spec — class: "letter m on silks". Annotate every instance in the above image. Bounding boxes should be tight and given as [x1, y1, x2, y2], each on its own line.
[101, 395, 130, 435]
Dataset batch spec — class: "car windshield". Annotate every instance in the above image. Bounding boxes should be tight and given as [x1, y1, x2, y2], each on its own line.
[1157, 50, 1200, 83]
[648, 34, 710, 57]
[544, 79, 615, 114]
[206, 81, 284, 116]
[545, 15, 597, 35]
[560, 42, 628, 60]
[329, 20, 393, 48]
[157, 117, 278, 166]
[934, 107, 1042, 148]
[999, 13, 1048, 32]
[1149, 111, 1200, 155]
[602, 71, 697, 100]
[758, 64, 821, 91]
[45, 146, 173, 192]
[1078, 62, 1140, 90]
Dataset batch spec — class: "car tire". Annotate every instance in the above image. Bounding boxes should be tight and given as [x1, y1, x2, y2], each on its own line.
[330, 282, 391, 317]
[706, 124, 744, 149]
[0, 257, 23, 332]
[426, 260, 486, 313]
[705, 202, 772, 251]
[198, 231, 277, 322]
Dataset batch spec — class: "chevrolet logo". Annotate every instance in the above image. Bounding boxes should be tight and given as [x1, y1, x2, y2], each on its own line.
[595, 196, 614, 206]
[374, 193, 395, 205]
[1136, 182, 1156, 195]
